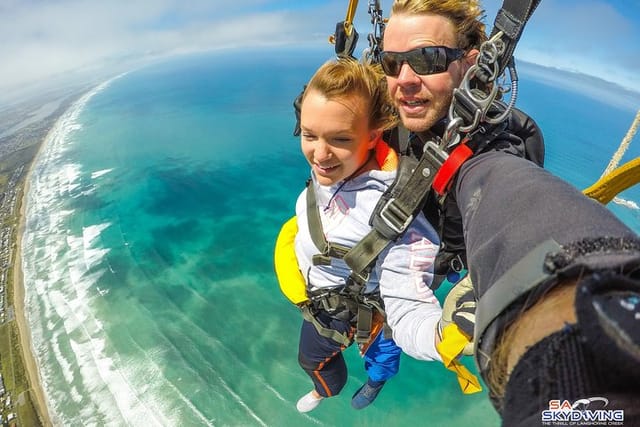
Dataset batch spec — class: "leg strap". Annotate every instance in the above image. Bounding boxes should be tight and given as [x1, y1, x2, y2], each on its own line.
[301, 305, 352, 348]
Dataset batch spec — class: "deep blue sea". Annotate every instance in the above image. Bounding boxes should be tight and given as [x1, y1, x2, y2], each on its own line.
[22, 48, 640, 427]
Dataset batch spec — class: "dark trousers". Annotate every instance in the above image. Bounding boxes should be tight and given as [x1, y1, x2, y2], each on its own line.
[298, 311, 352, 397]
[298, 310, 401, 397]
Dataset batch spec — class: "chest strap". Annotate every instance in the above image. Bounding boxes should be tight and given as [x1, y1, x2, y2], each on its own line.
[344, 140, 458, 284]
[304, 132, 482, 342]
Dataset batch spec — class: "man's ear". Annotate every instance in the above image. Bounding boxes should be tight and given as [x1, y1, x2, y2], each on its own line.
[464, 48, 479, 68]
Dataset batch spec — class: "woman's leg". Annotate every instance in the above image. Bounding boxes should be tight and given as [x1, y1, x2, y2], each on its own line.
[297, 313, 352, 397]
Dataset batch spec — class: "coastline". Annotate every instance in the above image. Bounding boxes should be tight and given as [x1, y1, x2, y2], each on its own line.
[2, 81, 114, 426]
[13, 125, 53, 426]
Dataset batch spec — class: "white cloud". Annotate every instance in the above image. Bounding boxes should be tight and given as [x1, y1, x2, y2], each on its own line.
[500, 0, 640, 93]
[1, 0, 638, 104]
[0, 1, 340, 103]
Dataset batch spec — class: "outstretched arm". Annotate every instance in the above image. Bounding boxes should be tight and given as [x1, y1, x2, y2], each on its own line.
[456, 151, 640, 423]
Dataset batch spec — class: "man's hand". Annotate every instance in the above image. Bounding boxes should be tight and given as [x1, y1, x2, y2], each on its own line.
[439, 275, 476, 355]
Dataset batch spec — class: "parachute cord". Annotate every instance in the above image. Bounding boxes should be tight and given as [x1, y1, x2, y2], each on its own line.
[583, 109, 640, 205]
[600, 109, 640, 179]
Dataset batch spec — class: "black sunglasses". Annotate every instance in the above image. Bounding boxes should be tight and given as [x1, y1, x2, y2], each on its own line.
[380, 46, 465, 77]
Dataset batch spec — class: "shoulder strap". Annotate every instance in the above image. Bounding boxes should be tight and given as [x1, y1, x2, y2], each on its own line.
[345, 116, 507, 283]
[489, 0, 541, 79]
[305, 181, 351, 266]
[343, 140, 452, 284]
[304, 179, 386, 345]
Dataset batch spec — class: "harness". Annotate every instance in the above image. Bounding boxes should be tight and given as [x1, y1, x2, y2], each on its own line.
[303, 179, 388, 349]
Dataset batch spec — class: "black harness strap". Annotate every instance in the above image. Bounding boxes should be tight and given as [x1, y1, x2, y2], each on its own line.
[344, 114, 508, 292]
[345, 135, 477, 283]
[355, 304, 373, 343]
[478, 0, 542, 84]
[333, 20, 359, 59]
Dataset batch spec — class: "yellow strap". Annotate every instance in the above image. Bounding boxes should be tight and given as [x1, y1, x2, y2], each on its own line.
[274, 216, 309, 305]
[436, 324, 482, 394]
[582, 157, 640, 204]
[344, 0, 359, 37]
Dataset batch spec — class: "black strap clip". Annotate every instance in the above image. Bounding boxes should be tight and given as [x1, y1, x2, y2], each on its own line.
[355, 304, 373, 344]
[333, 21, 359, 58]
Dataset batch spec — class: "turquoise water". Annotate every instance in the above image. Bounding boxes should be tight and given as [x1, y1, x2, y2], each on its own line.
[22, 49, 639, 427]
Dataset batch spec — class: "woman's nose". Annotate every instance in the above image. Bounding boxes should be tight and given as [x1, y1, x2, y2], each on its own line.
[314, 140, 332, 162]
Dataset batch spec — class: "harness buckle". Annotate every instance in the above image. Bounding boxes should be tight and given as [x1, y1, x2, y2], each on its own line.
[355, 304, 373, 344]
[378, 197, 413, 238]
[312, 254, 331, 266]
[345, 272, 369, 295]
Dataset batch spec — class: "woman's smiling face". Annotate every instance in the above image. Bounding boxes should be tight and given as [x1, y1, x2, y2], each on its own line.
[300, 89, 378, 186]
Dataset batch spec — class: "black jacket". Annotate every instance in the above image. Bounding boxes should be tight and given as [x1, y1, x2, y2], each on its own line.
[393, 107, 545, 281]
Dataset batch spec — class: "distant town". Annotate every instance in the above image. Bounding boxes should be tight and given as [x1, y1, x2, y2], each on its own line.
[0, 89, 85, 427]
[0, 165, 24, 326]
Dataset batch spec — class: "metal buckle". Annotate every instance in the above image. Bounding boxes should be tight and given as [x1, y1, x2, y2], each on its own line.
[379, 197, 413, 236]
[424, 140, 449, 163]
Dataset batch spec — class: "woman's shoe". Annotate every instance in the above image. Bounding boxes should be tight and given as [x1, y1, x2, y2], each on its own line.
[351, 380, 385, 409]
[296, 390, 324, 413]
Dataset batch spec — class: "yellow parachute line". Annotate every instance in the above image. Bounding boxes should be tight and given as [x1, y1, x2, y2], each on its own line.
[343, 0, 359, 37]
[583, 110, 640, 204]
[329, 0, 359, 44]
[583, 157, 640, 204]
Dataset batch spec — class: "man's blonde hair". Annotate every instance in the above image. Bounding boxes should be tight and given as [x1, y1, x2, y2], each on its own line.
[303, 57, 398, 132]
[390, 0, 487, 50]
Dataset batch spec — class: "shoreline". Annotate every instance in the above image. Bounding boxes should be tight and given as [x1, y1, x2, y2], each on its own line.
[13, 125, 54, 426]
[4, 82, 109, 426]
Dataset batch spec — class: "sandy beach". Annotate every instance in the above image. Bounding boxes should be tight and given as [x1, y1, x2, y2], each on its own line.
[13, 126, 55, 426]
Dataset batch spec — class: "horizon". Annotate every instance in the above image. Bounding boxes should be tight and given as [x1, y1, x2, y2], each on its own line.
[0, 1, 639, 106]
[0, 47, 637, 118]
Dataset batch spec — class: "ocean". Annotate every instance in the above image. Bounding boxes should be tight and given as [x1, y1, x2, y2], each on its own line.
[22, 48, 640, 427]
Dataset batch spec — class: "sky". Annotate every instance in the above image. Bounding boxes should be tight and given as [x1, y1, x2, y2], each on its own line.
[1, 0, 639, 105]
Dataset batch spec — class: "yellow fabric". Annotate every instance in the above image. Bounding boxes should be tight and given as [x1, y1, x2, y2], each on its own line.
[436, 324, 483, 394]
[274, 216, 309, 305]
[582, 157, 640, 204]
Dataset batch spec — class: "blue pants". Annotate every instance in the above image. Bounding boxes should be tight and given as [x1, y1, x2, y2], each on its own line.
[364, 331, 402, 382]
[298, 311, 401, 397]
